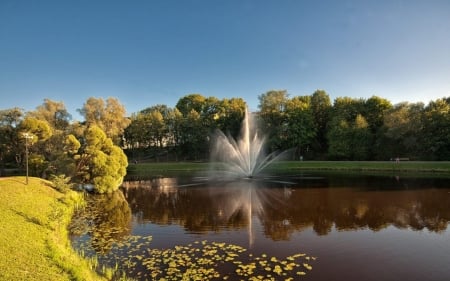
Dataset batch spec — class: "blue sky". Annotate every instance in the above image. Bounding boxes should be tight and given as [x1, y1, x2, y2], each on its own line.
[1, 0, 449, 119]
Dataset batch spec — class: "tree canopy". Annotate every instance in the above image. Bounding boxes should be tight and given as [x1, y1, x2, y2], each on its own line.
[1, 91, 449, 187]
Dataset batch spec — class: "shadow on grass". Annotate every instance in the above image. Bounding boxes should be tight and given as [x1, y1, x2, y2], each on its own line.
[12, 209, 46, 227]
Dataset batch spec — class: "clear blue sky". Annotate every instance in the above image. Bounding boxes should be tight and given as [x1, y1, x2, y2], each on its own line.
[1, 0, 449, 119]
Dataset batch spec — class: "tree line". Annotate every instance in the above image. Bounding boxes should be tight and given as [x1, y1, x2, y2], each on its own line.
[1, 90, 449, 191]
[124, 90, 450, 162]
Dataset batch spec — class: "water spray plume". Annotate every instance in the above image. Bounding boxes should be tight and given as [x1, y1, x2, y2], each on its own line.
[210, 107, 281, 179]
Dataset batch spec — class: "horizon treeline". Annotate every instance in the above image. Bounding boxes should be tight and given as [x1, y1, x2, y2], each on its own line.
[123, 90, 450, 162]
[1, 90, 450, 179]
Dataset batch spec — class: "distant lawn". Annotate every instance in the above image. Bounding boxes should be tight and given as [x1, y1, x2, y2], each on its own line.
[0, 177, 104, 281]
[127, 161, 210, 177]
[127, 161, 450, 178]
[269, 161, 450, 173]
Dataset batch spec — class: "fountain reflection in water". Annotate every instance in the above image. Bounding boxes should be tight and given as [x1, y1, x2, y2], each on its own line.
[210, 107, 282, 179]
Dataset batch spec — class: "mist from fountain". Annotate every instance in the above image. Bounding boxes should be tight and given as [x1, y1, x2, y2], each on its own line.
[210, 107, 280, 179]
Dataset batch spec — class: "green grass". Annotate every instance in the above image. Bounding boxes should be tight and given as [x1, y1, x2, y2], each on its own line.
[127, 161, 450, 178]
[269, 160, 450, 173]
[0, 177, 105, 281]
[127, 161, 209, 177]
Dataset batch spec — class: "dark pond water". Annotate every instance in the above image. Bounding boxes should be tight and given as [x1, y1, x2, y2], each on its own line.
[70, 173, 450, 280]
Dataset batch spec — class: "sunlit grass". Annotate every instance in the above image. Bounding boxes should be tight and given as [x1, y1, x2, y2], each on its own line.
[269, 161, 450, 174]
[127, 160, 450, 178]
[0, 177, 105, 281]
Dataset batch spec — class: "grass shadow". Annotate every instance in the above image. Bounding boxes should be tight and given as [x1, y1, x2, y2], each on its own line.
[12, 209, 45, 227]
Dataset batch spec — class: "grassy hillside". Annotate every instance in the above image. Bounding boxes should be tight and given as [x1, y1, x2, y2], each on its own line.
[0, 177, 104, 281]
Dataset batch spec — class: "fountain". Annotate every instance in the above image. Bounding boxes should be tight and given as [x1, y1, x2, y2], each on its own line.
[209, 107, 280, 179]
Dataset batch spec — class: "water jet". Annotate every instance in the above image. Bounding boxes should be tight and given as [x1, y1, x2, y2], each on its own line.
[209, 107, 280, 180]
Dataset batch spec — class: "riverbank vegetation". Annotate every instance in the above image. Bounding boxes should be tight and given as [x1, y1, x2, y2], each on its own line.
[0, 177, 104, 281]
[123, 91, 450, 162]
[0, 98, 129, 193]
[126, 161, 450, 179]
[2, 92, 450, 184]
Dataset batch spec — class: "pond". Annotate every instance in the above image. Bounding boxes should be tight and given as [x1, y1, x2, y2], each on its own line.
[70, 172, 450, 280]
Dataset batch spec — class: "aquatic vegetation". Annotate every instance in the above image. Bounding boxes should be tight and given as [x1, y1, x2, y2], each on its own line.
[74, 235, 317, 280]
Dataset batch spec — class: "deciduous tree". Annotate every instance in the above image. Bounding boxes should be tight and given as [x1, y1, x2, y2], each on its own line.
[76, 125, 128, 193]
[78, 97, 131, 144]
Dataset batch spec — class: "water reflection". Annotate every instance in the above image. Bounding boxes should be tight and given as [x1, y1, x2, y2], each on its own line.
[121, 176, 450, 240]
[71, 175, 450, 281]
[69, 190, 132, 254]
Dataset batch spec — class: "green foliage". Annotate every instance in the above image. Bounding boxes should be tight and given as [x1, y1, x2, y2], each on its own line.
[20, 117, 52, 142]
[310, 90, 331, 155]
[79, 125, 128, 194]
[2, 93, 450, 165]
[50, 174, 73, 193]
[420, 98, 450, 160]
[27, 99, 72, 132]
[175, 93, 207, 116]
[0, 108, 23, 168]
[78, 97, 131, 144]
[327, 114, 371, 160]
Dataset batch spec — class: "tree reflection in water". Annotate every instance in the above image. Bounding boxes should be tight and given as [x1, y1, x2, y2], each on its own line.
[122, 176, 450, 241]
[71, 174, 450, 280]
[69, 190, 132, 254]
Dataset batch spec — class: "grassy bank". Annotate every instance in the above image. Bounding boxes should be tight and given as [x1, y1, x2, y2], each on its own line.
[0, 177, 105, 281]
[127, 161, 450, 178]
[270, 161, 450, 174]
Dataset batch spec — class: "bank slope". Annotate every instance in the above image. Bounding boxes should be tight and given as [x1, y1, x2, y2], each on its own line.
[0, 177, 103, 281]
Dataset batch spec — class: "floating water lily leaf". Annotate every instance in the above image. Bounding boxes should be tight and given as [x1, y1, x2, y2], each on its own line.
[75, 234, 317, 280]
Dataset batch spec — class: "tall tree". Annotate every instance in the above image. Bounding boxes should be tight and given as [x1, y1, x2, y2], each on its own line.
[76, 125, 128, 193]
[179, 109, 208, 160]
[25, 100, 75, 176]
[216, 98, 246, 139]
[27, 99, 71, 132]
[258, 90, 289, 151]
[78, 97, 131, 144]
[327, 113, 371, 160]
[421, 98, 450, 160]
[284, 96, 317, 158]
[176, 94, 207, 116]
[0, 108, 24, 173]
[377, 102, 424, 160]
[310, 90, 331, 156]
[19, 117, 53, 177]
[363, 96, 392, 133]
[363, 96, 392, 159]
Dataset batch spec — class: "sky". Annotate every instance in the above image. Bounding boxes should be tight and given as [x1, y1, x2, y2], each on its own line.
[1, 0, 450, 119]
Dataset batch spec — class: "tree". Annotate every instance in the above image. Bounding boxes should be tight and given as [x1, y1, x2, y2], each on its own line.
[176, 94, 207, 116]
[258, 90, 289, 151]
[215, 98, 246, 139]
[363, 96, 392, 133]
[123, 112, 146, 151]
[421, 98, 450, 160]
[164, 107, 184, 160]
[19, 117, 53, 177]
[352, 114, 372, 160]
[27, 99, 71, 132]
[327, 114, 371, 160]
[377, 102, 424, 160]
[24, 100, 78, 176]
[0, 108, 24, 173]
[78, 97, 131, 144]
[310, 90, 331, 156]
[284, 96, 317, 158]
[179, 109, 208, 160]
[76, 125, 128, 193]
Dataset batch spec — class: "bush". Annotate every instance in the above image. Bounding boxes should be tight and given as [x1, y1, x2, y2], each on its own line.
[50, 174, 73, 193]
